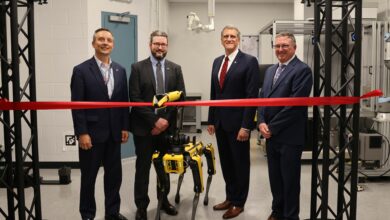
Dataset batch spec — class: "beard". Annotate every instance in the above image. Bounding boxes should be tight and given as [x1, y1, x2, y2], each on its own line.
[152, 50, 167, 60]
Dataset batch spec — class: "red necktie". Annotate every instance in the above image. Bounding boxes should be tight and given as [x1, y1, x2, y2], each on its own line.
[219, 56, 229, 88]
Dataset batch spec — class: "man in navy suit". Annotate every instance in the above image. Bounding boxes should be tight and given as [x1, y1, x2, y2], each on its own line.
[129, 30, 185, 220]
[71, 28, 129, 220]
[258, 32, 313, 220]
[207, 25, 259, 219]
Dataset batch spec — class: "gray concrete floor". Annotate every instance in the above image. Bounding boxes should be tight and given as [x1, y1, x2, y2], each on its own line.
[1, 127, 390, 219]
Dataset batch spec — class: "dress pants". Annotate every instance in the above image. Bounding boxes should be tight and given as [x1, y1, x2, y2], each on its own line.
[266, 139, 302, 220]
[133, 133, 171, 209]
[78, 138, 122, 219]
[215, 128, 250, 207]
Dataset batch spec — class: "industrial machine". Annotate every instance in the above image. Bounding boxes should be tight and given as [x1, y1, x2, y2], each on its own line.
[358, 132, 383, 168]
[151, 91, 216, 220]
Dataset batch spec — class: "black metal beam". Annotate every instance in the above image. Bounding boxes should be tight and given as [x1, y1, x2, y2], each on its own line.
[310, 0, 361, 219]
[0, 0, 46, 219]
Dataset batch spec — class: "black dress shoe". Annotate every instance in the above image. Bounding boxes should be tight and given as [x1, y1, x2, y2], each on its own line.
[105, 213, 128, 220]
[135, 208, 147, 220]
[82, 218, 94, 220]
[161, 202, 178, 216]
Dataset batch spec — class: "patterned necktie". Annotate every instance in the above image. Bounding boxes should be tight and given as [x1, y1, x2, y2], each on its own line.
[156, 61, 164, 94]
[273, 64, 286, 86]
[219, 56, 229, 88]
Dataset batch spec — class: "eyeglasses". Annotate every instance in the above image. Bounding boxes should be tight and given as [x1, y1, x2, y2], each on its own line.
[152, 42, 168, 48]
[272, 44, 290, 49]
[223, 34, 237, 40]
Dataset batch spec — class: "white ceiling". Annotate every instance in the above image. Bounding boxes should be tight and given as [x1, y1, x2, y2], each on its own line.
[169, 0, 292, 3]
[168, 0, 379, 5]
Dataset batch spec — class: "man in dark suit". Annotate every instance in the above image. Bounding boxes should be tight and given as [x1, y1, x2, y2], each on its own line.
[129, 30, 186, 220]
[207, 25, 259, 219]
[258, 32, 313, 220]
[71, 28, 129, 220]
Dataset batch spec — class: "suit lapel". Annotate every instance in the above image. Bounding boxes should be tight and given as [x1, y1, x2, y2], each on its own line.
[164, 60, 171, 92]
[266, 64, 278, 97]
[89, 57, 109, 97]
[213, 56, 224, 93]
[145, 58, 157, 94]
[111, 62, 121, 98]
[224, 50, 241, 82]
[269, 57, 299, 95]
[219, 50, 242, 92]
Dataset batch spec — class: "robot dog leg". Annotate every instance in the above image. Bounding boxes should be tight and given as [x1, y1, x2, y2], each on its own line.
[152, 152, 170, 220]
[175, 173, 185, 204]
[203, 143, 216, 206]
[188, 154, 202, 220]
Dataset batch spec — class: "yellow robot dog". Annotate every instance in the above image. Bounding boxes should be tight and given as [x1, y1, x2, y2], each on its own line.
[151, 91, 216, 220]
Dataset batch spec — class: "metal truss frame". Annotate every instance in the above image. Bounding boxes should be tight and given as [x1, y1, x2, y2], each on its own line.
[0, 0, 46, 219]
[0, 0, 363, 219]
[310, 0, 361, 220]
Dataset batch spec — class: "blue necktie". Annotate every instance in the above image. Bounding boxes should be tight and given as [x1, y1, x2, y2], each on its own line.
[273, 64, 286, 86]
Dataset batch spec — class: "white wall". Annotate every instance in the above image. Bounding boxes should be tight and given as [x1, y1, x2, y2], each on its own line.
[87, 0, 153, 60]
[33, 0, 88, 162]
[167, 2, 293, 121]
[0, 1, 309, 162]
[32, 0, 153, 161]
[378, 0, 390, 20]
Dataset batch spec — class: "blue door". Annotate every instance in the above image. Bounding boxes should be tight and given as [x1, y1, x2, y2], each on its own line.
[102, 11, 137, 158]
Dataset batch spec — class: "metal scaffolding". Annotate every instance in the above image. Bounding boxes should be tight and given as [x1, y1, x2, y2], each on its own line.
[0, 0, 47, 219]
[311, 0, 361, 220]
[0, 0, 363, 219]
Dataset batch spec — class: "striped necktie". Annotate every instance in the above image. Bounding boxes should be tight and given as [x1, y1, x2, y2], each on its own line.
[273, 64, 286, 86]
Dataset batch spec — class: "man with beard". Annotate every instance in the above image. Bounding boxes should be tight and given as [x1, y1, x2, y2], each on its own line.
[129, 30, 186, 220]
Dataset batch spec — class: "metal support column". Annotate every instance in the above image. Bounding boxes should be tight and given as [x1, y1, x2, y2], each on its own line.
[310, 0, 361, 219]
[0, 0, 47, 219]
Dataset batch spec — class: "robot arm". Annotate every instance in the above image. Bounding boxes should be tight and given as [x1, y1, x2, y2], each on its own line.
[153, 91, 183, 108]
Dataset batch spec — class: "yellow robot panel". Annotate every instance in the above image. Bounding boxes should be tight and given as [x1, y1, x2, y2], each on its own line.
[192, 154, 204, 192]
[163, 154, 185, 174]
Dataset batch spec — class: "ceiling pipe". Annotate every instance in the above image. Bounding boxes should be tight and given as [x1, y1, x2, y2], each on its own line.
[187, 0, 215, 32]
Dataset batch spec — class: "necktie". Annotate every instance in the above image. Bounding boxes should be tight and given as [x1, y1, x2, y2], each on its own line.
[101, 63, 113, 99]
[273, 64, 286, 86]
[156, 61, 164, 94]
[219, 56, 229, 88]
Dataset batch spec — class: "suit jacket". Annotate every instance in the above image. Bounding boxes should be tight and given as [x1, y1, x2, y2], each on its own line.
[258, 56, 313, 145]
[71, 57, 129, 143]
[129, 57, 186, 136]
[208, 50, 260, 132]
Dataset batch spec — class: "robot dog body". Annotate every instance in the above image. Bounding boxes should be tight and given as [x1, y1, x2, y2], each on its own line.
[151, 91, 216, 220]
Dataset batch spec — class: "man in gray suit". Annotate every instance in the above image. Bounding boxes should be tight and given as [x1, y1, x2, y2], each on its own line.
[129, 30, 186, 220]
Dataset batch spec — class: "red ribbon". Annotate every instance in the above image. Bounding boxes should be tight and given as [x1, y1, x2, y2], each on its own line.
[0, 90, 383, 111]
